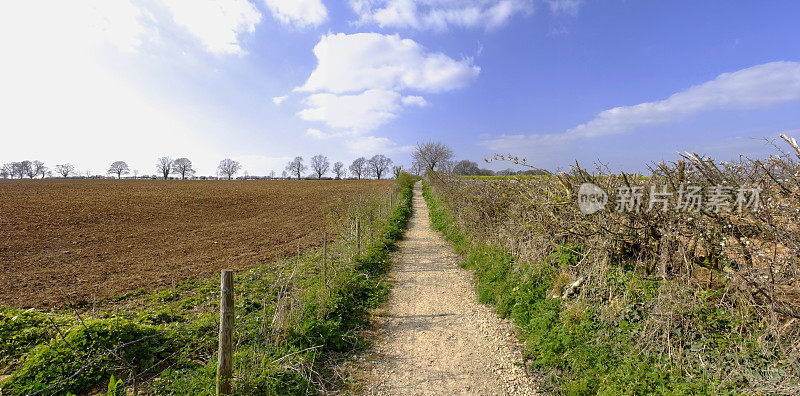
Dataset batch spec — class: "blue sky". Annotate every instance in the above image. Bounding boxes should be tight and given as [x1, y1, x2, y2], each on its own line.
[1, 0, 799, 176]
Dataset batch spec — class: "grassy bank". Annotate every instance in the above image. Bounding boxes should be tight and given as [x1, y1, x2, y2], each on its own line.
[421, 180, 793, 395]
[0, 174, 417, 395]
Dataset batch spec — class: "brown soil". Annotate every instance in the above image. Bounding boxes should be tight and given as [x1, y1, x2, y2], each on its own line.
[357, 182, 537, 395]
[0, 179, 391, 309]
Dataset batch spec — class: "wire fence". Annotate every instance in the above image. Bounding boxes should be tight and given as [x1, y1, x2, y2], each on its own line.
[9, 186, 405, 396]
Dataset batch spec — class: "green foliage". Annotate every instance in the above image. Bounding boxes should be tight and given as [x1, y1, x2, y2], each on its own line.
[2, 318, 182, 395]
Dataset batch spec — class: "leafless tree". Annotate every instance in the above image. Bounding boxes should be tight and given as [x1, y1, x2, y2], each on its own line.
[310, 154, 330, 178]
[108, 161, 129, 179]
[2, 163, 14, 179]
[452, 160, 481, 175]
[269, 170, 275, 179]
[281, 170, 287, 179]
[392, 165, 403, 179]
[172, 157, 194, 179]
[133, 169, 139, 179]
[156, 157, 173, 179]
[218, 158, 241, 180]
[412, 141, 454, 173]
[368, 154, 392, 180]
[31, 161, 47, 178]
[18, 160, 33, 179]
[333, 161, 345, 179]
[285, 156, 306, 179]
[55, 163, 74, 178]
[349, 157, 367, 179]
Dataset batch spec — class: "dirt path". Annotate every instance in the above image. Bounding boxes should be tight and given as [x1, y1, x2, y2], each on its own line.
[359, 182, 536, 395]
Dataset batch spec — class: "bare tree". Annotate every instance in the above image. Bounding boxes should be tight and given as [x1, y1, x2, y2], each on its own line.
[281, 170, 287, 179]
[10, 162, 25, 179]
[133, 169, 140, 179]
[108, 161, 129, 179]
[392, 165, 403, 179]
[172, 158, 194, 179]
[156, 157, 173, 180]
[268, 170, 275, 179]
[55, 163, 74, 178]
[310, 155, 330, 179]
[333, 161, 345, 179]
[412, 141, 454, 173]
[0, 163, 10, 179]
[368, 155, 392, 180]
[218, 158, 241, 180]
[18, 160, 34, 179]
[349, 157, 367, 179]
[452, 160, 481, 176]
[31, 161, 47, 178]
[285, 156, 306, 179]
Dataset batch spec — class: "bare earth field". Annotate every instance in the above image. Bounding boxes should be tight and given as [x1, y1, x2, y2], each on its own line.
[0, 179, 392, 309]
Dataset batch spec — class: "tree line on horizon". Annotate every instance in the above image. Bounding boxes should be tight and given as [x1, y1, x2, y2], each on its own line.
[0, 154, 400, 181]
[1, 141, 549, 181]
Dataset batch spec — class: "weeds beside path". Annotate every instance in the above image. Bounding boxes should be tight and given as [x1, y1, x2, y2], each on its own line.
[358, 182, 536, 395]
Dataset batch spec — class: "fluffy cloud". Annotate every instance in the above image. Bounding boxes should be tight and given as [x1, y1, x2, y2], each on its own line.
[567, 61, 800, 138]
[481, 61, 800, 152]
[272, 95, 289, 105]
[263, 0, 327, 27]
[297, 32, 480, 94]
[350, 0, 531, 31]
[295, 32, 480, 148]
[298, 89, 403, 132]
[162, 0, 262, 55]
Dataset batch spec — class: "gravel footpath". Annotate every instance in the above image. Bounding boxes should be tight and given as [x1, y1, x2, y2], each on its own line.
[358, 182, 537, 395]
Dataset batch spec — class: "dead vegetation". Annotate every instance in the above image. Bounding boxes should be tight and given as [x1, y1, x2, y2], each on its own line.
[429, 135, 800, 392]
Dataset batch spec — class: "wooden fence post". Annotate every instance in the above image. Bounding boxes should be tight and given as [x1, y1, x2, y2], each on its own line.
[217, 270, 234, 396]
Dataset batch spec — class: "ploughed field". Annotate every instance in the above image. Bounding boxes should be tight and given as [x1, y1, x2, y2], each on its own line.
[0, 179, 392, 308]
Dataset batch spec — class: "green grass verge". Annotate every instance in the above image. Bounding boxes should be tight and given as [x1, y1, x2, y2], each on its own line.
[0, 174, 417, 396]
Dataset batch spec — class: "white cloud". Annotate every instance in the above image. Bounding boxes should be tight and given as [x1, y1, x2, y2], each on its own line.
[350, 0, 532, 31]
[161, 0, 262, 55]
[402, 95, 429, 107]
[272, 95, 289, 105]
[264, 0, 327, 27]
[294, 32, 479, 148]
[297, 32, 480, 94]
[567, 61, 800, 138]
[298, 89, 403, 132]
[480, 61, 800, 153]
